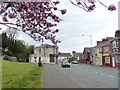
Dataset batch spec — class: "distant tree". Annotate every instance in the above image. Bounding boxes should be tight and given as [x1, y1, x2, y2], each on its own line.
[27, 45, 34, 54]
[2, 32, 33, 59]
[2, 32, 9, 49]
[72, 51, 76, 54]
[5, 28, 18, 41]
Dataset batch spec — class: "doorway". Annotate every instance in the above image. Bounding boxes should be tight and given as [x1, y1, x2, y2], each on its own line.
[112, 57, 115, 67]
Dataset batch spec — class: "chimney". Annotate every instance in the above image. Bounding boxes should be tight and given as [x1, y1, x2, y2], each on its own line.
[115, 30, 120, 38]
[97, 41, 103, 45]
[102, 38, 108, 42]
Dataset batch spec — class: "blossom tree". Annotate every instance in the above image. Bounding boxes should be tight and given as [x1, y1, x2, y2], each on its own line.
[0, 0, 116, 44]
[0, 1, 66, 44]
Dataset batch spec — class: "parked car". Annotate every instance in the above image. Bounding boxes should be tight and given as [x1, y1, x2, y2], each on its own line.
[61, 61, 70, 68]
[72, 61, 78, 64]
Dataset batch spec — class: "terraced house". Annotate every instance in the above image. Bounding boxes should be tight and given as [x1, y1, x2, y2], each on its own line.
[91, 30, 120, 67]
[110, 30, 120, 67]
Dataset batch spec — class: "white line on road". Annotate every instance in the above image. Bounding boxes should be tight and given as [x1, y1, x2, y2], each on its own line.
[95, 72, 98, 73]
[108, 75, 114, 77]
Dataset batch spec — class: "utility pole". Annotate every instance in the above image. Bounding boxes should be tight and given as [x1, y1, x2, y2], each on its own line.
[82, 35, 92, 46]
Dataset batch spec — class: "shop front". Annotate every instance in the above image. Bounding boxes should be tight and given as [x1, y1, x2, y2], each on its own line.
[102, 53, 112, 67]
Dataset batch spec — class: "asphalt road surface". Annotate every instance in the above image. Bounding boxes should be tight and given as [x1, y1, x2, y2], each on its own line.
[43, 63, 118, 88]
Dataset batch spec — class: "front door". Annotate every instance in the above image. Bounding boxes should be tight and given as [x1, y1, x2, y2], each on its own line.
[50, 55, 54, 62]
[112, 57, 115, 67]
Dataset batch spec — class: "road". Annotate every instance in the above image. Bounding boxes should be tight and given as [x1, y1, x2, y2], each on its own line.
[43, 63, 118, 88]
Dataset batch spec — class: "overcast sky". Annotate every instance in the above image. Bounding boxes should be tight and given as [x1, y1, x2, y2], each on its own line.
[1, 0, 119, 53]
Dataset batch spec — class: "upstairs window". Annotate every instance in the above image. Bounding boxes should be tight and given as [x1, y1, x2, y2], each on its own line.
[113, 40, 119, 48]
[103, 46, 109, 53]
[113, 40, 119, 52]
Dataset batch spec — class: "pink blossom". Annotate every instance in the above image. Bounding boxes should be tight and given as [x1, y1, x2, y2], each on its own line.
[2, 17, 8, 22]
[17, 8, 22, 12]
[1, 8, 6, 12]
[88, 5, 95, 11]
[53, 7, 57, 10]
[58, 41, 61, 43]
[8, 13, 17, 18]
[28, 11, 34, 16]
[4, 13, 8, 16]
[22, 24, 26, 29]
[60, 9, 67, 15]
[108, 5, 116, 11]
[38, 36, 41, 38]
[22, 29, 26, 32]
[77, 2, 81, 5]
[55, 29, 59, 33]
[53, 1, 60, 5]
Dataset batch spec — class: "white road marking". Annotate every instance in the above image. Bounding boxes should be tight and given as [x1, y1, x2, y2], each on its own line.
[108, 75, 114, 77]
[95, 72, 98, 73]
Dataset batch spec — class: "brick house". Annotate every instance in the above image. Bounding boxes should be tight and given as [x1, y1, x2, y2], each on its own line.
[83, 47, 92, 64]
[91, 37, 113, 67]
[110, 30, 120, 67]
[72, 52, 83, 60]
[102, 41, 112, 67]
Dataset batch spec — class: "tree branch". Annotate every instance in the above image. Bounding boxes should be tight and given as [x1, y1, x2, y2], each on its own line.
[69, 0, 89, 12]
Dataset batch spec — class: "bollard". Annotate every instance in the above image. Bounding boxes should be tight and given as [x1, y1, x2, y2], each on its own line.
[38, 61, 42, 67]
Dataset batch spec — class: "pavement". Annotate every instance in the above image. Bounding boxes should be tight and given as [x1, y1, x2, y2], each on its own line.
[43, 63, 119, 88]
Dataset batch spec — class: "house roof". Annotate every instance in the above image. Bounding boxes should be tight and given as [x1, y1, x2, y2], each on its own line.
[83, 47, 92, 53]
[85, 47, 92, 51]
[96, 40, 111, 48]
[58, 53, 72, 57]
[73, 53, 83, 57]
[35, 44, 58, 49]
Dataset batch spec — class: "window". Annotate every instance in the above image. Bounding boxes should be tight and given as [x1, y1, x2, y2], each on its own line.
[116, 56, 120, 63]
[113, 40, 119, 48]
[113, 40, 119, 52]
[105, 56, 110, 63]
[103, 46, 109, 53]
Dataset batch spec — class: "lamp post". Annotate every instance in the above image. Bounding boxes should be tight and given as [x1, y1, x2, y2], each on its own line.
[82, 35, 92, 46]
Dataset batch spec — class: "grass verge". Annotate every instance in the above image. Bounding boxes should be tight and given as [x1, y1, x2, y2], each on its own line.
[2, 59, 44, 88]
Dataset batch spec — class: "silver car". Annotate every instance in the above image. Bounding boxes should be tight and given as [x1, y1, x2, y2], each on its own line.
[61, 61, 70, 68]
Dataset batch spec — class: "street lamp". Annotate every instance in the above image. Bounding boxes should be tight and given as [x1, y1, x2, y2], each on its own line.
[82, 35, 92, 46]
